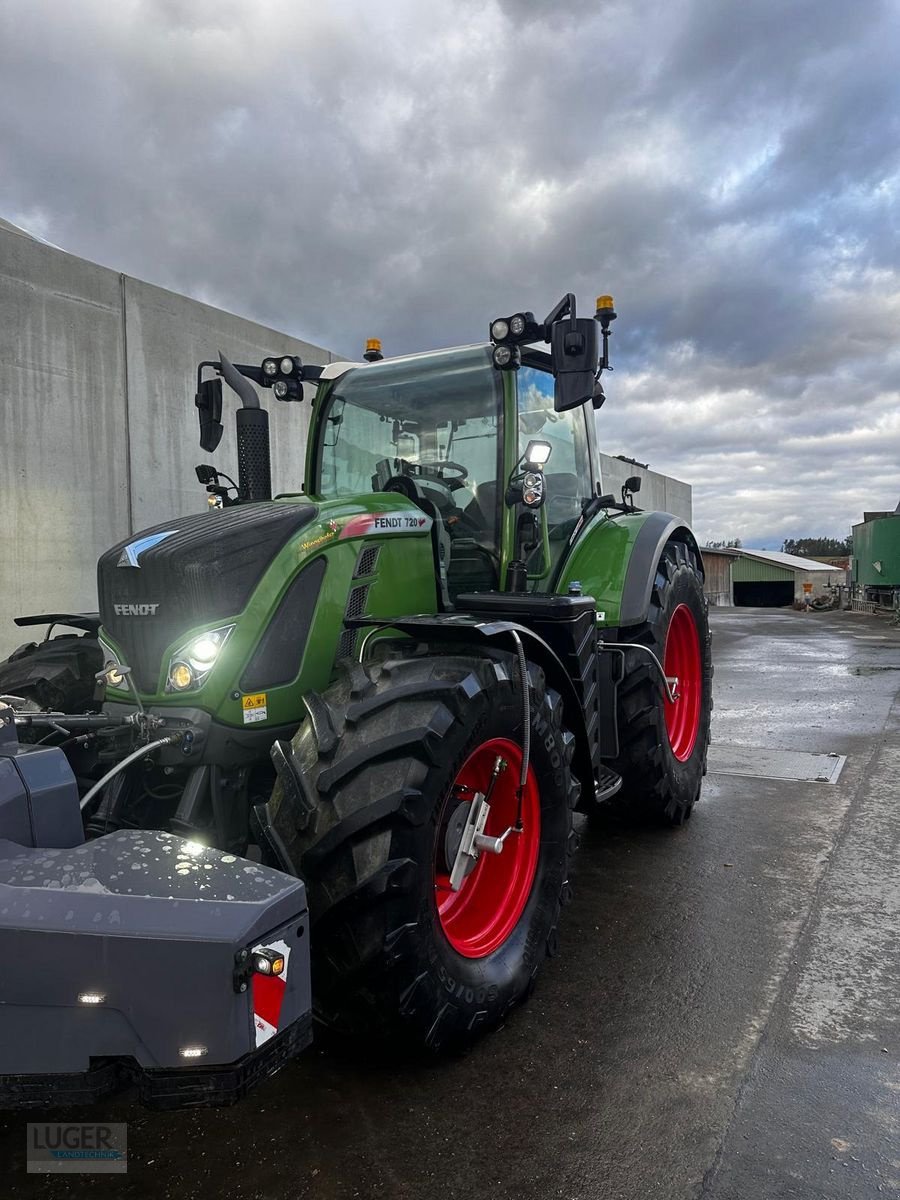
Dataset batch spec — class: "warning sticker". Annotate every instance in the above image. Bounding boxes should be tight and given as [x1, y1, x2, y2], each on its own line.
[242, 693, 268, 724]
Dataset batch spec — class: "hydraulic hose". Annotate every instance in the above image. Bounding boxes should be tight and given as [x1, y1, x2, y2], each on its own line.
[509, 630, 531, 828]
[79, 734, 182, 812]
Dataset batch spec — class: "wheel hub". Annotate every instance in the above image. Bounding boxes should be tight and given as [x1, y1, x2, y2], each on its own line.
[434, 738, 541, 959]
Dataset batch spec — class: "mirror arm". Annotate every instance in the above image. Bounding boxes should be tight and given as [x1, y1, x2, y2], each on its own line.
[542, 292, 576, 334]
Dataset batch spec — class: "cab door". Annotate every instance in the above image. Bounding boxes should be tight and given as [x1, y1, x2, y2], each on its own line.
[516, 362, 595, 590]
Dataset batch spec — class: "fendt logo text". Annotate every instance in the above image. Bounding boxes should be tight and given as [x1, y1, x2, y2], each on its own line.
[113, 603, 160, 616]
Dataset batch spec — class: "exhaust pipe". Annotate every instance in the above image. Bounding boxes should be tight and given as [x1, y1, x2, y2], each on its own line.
[218, 351, 272, 502]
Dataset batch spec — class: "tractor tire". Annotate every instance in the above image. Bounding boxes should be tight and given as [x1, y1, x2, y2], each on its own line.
[276, 648, 580, 1052]
[608, 539, 712, 825]
[0, 633, 102, 715]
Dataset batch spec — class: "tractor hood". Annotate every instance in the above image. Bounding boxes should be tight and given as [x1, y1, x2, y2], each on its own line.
[98, 503, 317, 691]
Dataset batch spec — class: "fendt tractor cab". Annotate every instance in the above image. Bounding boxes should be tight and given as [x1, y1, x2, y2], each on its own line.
[1, 293, 711, 1096]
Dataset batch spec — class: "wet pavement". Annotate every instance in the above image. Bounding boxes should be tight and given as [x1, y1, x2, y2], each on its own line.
[2, 607, 899, 1198]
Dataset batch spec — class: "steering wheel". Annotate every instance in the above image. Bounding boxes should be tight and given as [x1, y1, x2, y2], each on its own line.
[421, 461, 468, 489]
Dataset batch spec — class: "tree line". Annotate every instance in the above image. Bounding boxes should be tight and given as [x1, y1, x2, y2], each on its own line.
[704, 536, 852, 556]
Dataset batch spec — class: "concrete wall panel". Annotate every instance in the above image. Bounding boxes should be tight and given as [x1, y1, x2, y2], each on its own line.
[599, 454, 692, 524]
[123, 277, 330, 530]
[0, 226, 333, 656]
[0, 230, 129, 650]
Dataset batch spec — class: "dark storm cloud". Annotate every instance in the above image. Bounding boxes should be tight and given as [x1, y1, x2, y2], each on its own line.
[1, 0, 898, 545]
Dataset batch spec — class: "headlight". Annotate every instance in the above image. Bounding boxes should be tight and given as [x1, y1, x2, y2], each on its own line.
[510, 313, 527, 336]
[262, 358, 278, 377]
[279, 356, 295, 375]
[165, 624, 235, 693]
[273, 380, 289, 399]
[490, 318, 510, 341]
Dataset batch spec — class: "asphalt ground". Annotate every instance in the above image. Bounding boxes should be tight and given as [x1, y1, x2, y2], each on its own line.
[2, 607, 899, 1198]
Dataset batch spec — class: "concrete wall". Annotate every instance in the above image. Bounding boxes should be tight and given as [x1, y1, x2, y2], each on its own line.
[0, 224, 333, 655]
[599, 455, 692, 524]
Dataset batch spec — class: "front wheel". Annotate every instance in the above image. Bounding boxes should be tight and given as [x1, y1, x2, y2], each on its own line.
[270, 649, 580, 1051]
[609, 539, 712, 825]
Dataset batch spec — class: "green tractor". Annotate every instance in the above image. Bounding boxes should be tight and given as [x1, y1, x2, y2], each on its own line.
[2, 293, 712, 1052]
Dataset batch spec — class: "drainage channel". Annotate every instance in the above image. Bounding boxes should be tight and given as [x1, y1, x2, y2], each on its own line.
[707, 746, 847, 784]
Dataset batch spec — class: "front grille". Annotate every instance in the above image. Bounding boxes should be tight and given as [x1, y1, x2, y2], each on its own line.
[336, 628, 357, 660]
[345, 585, 369, 621]
[353, 545, 380, 578]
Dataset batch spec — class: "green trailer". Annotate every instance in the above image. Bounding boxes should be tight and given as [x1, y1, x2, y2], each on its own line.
[852, 513, 900, 603]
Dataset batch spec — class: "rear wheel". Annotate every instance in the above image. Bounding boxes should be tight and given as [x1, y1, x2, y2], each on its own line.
[609, 540, 712, 825]
[271, 648, 580, 1051]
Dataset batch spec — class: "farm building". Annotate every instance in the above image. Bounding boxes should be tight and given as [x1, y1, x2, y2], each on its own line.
[731, 549, 846, 607]
[700, 547, 738, 606]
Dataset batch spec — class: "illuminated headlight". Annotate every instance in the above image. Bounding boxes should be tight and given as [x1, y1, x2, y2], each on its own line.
[262, 358, 278, 377]
[165, 624, 235, 693]
[490, 318, 510, 341]
[279, 356, 295, 375]
[168, 662, 194, 691]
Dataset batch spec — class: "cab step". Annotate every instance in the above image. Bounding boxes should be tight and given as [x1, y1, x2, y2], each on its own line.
[595, 765, 623, 804]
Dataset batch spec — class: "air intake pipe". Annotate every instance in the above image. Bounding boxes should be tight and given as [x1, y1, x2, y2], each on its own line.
[218, 351, 272, 502]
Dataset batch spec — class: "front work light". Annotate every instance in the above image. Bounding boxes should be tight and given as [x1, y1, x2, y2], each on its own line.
[490, 310, 541, 344]
[492, 344, 521, 370]
[273, 380, 289, 399]
[262, 358, 278, 377]
[523, 439, 552, 467]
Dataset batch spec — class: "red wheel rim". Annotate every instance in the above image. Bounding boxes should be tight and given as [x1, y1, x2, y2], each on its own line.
[434, 738, 540, 959]
[663, 604, 702, 761]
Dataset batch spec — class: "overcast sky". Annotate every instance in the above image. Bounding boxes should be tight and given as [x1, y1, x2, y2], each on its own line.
[1, 0, 898, 547]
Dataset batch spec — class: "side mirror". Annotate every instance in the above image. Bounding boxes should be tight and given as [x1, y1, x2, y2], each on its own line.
[622, 475, 642, 509]
[550, 317, 599, 412]
[195, 378, 223, 452]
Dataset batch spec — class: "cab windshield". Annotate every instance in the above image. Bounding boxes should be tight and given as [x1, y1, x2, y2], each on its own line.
[314, 347, 504, 578]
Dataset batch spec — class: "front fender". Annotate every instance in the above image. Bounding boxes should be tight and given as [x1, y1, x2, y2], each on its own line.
[555, 510, 702, 628]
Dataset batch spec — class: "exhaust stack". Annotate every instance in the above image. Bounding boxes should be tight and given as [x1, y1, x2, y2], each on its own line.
[218, 352, 272, 502]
